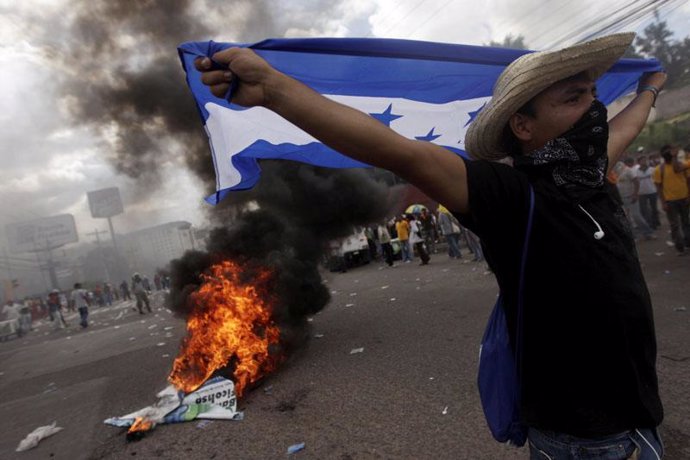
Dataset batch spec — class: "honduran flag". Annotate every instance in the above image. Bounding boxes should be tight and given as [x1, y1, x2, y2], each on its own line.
[178, 38, 662, 204]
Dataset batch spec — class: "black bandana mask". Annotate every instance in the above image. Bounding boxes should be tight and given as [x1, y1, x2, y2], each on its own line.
[513, 99, 609, 202]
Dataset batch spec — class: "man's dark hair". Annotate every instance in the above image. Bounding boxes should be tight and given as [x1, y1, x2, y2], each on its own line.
[502, 98, 537, 157]
[660, 144, 673, 163]
[637, 155, 647, 163]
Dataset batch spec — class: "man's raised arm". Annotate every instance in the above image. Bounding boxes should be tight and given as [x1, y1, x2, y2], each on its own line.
[607, 72, 666, 171]
[195, 48, 469, 213]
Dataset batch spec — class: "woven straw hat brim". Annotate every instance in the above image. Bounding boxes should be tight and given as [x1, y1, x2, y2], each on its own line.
[465, 32, 635, 161]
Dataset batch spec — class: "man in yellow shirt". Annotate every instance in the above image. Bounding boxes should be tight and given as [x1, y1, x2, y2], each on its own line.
[395, 215, 412, 262]
[653, 144, 690, 254]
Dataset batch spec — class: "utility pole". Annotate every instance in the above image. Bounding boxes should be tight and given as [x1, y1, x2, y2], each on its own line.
[86, 228, 111, 282]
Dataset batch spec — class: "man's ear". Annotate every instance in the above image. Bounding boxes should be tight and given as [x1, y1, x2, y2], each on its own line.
[508, 113, 533, 142]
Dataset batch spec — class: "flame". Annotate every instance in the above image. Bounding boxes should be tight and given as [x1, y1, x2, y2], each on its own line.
[128, 417, 154, 434]
[168, 260, 281, 397]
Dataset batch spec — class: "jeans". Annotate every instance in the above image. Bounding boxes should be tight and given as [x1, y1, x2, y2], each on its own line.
[665, 199, 690, 252]
[464, 229, 484, 261]
[380, 242, 394, 266]
[529, 427, 663, 460]
[399, 239, 411, 261]
[622, 196, 654, 237]
[638, 193, 660, 229]
[78, 307, 88, 328]
[445, 233, 462, 258]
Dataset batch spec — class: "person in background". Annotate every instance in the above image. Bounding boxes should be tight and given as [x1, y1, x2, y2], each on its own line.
[617, 157, 656, 240]
[120, 280, 132, 301]
[70, 283, 90, 328]
[408, 214, 430, 265]
[47, 289, 67, 330]
[654, 144, 690, 254]
[377, 220, 394, 267]
[636, 154, 661, 229]
[437, 205, 462, 259]
[103, 283, 113, 306]
[419, 208, 437, 254]
[395, 215, 412, 263]
[132, 273, 152, 314]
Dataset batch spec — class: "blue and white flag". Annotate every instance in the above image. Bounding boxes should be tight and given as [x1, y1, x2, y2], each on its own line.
[178, 38, 662, 204]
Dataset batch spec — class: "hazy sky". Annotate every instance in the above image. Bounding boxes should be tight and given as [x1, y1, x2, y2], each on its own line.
[0, 0, 688, 246]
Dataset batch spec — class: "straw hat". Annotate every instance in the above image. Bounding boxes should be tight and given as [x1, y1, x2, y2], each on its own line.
[465, 32, 635, 161]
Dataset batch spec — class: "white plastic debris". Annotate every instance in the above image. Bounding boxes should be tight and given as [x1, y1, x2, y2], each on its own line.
[349, 293, 357, 297]
[442, 406, 448, 415]
[129, 337, 136, 341]
[654, 252, 665, 256]
[381, 285, 389, 289]
[164, 326, 174, 331]
[674, 307, 687, 312]
[314, 334, 324, 339]
[350, 348, 364, 354]
[157, 342, 166, 347]
[148, 324, 158, 330]
[390, 298, 396, 302]
[287, 442, 305, 455]
[161, 354, 170, 358]
[345, 303, 355, 307]
[16, 421, 63, 452]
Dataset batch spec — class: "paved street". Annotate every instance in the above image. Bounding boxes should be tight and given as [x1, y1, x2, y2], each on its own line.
[0, 236, 688, 459]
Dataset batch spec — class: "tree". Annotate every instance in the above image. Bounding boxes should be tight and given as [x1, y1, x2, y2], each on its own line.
[635, 19, 690, 89]
[488, 34, 528, 50]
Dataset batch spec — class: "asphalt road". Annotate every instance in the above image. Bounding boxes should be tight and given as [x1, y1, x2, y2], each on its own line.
[0, 235, 688, 460]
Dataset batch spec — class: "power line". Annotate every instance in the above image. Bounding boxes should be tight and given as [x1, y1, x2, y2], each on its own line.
[368, 0, 435, 38]
[404, 0, 457, 39]
[541, 0, 652, 48]
[547, 0, 685, 48]
[574, 0, 679, 44]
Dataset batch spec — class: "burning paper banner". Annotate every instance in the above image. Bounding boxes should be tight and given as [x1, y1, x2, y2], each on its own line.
[104, 376, 243, 436]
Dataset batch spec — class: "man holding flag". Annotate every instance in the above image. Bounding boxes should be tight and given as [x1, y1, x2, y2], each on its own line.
[191, 33, 665, 458]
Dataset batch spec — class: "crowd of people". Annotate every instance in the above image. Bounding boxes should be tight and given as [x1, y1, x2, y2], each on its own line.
[365, 205, 485, 267]
[611, 144, 690, 253]
[0, 271, 171, 340]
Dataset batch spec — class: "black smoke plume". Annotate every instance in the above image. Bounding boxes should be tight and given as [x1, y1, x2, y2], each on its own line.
[54, 0, 393, 373]
[168, 162, 392, 352]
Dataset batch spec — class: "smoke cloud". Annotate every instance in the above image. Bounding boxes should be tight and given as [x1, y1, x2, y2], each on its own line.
[169, 162, 393, 353]
[50, 0, 393, 379]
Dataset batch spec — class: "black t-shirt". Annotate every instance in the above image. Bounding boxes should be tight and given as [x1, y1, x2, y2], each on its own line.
[455, 159, 663, 437]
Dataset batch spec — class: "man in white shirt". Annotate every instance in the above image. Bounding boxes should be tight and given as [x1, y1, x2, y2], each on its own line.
[635, 155, 661, 229]
[617, 157, 655, 240]
[70, 283, 91, 328]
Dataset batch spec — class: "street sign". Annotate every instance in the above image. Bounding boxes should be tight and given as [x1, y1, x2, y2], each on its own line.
[87, 187, 124, 218]
[5, 214, 78, 253]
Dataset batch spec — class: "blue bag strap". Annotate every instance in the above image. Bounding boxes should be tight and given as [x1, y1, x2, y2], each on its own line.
[514, 186, 535, 376]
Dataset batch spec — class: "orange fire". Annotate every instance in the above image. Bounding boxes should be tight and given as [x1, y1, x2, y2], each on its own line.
[168, 260, 281, 397]
[128, 417, 154, 434]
